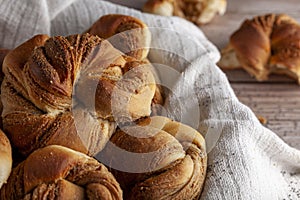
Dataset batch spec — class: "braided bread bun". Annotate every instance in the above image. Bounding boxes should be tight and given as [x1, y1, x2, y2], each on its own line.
[86, 14, 164, 114]
[1, 33, 157, 156]
[143, 0, 227, 25]
[218, 14, 300, 83]
[0, 129, 12, 189]
[99, 116, 207, 199]
[0, 145, 122, 199]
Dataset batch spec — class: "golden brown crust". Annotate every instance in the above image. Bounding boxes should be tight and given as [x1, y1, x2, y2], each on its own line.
[86, 15, 164, 114]
[3, 35, 49, 99]
[86, 14, 151, 60]
[143, 0, 174, 16]
[143, 0, 227, 25]
[0, 129, 12, 189]
[101, 116, 207, 199]
[2, 33, 157, 156]
[0, 145, 122, 200]
[270, 14, 300, 82]
[0, 49, 10, 129]
[219, 14, 300, 83]
[0, 49, 10, 83]
[229, 14, 275, 81]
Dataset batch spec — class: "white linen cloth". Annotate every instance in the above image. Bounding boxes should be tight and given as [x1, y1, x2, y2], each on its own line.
[0, 0, 299, 199]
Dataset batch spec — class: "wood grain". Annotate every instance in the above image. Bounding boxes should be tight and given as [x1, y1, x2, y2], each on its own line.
[201, 0, 300, 149]
[232, 83, 300, 149]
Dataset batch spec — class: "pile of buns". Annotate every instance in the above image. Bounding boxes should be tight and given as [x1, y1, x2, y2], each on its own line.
[0, 14, 207, 199]
[143, 0, 227, 25]
[218, 14, 300, 83]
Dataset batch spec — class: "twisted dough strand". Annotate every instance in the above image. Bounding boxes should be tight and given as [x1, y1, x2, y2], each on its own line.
[0, 145, 122, 200]
[100, 116, 207, 200]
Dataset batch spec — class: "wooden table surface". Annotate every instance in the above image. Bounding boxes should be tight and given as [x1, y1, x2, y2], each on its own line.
[201, 0, 300, 149]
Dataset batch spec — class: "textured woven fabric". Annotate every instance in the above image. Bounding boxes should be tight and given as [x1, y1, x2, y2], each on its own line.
[0, 0, 299, 199]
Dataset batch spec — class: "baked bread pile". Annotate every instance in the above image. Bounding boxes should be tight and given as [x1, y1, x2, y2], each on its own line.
[218, 14, 300, 83]
[143, 0, 227, 25]
[0, 14, 207, 199]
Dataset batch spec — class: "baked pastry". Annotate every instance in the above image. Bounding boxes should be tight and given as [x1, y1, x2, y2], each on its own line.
[0, 145, 122, 199]
[0, 49, 9, 83]
[86, 14, 164, 114]
[0, 49, 10, 129]
[0, 51, 13, 181]
[1, 33, 157, 156]
[99, 116, 207, 199]
[218, 14, 300, 83]
[143, 0, 227, 25]
[0, 129, 12, 189]
[86, 14, 151, 61]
